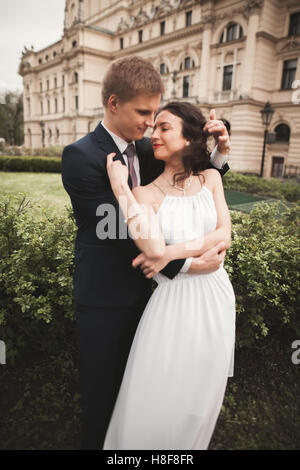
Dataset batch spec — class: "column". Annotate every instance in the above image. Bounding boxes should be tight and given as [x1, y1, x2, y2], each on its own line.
[198, 26, 212, 102]
[241, 12, 260, 96]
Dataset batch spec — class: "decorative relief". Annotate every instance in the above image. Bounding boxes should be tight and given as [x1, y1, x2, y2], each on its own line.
[279, 39, 300, 53]
[153, 0, 174, 20]
[166, 49, 180, 66]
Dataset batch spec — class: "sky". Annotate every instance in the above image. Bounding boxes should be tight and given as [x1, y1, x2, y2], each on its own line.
[0, 0, 66, 93]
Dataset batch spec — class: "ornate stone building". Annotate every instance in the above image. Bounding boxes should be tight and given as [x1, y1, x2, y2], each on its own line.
[19, 0, 300, 177]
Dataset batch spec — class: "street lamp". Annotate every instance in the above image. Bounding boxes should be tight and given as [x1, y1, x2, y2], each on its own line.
[259, 101, 274, 177]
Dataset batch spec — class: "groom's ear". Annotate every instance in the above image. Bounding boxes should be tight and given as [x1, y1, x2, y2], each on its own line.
[107, 94, 119, 113]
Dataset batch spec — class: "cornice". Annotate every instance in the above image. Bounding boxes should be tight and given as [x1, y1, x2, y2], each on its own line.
[256, 31, 278, 43]
[211, 36, 247, 50]
[19, 46, 113, 77]
[113, 23, 204, 58]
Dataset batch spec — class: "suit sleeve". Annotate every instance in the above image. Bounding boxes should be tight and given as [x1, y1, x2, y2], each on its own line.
[61, 144, 184, 279]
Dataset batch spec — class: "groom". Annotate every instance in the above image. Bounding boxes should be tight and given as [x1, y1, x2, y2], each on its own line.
[61, 56, 230, 450]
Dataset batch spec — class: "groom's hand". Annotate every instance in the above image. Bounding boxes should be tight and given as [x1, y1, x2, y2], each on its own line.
[132, 252, 171, 279]
[188, 242, 227, 274]
[203, 109, 231, 155]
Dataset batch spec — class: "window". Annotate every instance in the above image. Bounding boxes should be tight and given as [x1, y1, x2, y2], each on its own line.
[223, 65, 233, 91]
[160, 21, 165, 36]
[271, 157, 284, 178]
[72, 40, 77, 48]
[62, 75, 65, 86]
[47, 100, 50, 114]
[53, 51, 57, 57]
[45, 55, 49, 61]
[40, 82, 43, 92]
[220, 22, 244, 43]
[74, 72, 79, 83]
[281, 59, 297, 90]
[120, 37, 124, 49]
[227, 23, 238, 42]
[55, 98, 58, 113]
[56, 128, 60, 141]
[138, 30, 143, 43]
[183, 76, 190, 97]
[75, 95, 79, 110]
[38, 58, 42, 64]
[275, 124, 290, 142]
[289, 12, 300, 36]
[47, 79, 50, 90]
[54, 77, 57, 88]
[180, 57, 195, 71]
[63, 97, 65, 112]
[40, 101, 43, 115]
[186, 11, 192, 27]
[160, 63, 169, 75]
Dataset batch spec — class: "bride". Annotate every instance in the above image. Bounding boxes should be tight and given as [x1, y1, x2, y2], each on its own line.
[104, 101, 236, 450]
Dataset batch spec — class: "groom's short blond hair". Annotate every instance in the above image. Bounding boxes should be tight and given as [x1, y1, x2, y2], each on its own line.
[102, 56, 164, 106]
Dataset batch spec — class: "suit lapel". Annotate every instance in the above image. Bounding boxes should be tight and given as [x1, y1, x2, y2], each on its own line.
[93, 122, 126, 166]
[93, 122, 133, 188]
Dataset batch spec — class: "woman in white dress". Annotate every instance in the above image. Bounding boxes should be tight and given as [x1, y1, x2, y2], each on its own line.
[104, 101, 236, 450]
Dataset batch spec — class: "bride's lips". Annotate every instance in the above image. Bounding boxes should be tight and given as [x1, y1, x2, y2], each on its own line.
[152, 144, 163, 150]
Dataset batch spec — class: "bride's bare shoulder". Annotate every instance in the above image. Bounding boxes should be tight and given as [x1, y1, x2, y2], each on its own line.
[199, 168, 222, 193]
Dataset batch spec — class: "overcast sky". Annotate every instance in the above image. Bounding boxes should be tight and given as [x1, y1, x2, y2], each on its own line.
[0, 0, 65, 93]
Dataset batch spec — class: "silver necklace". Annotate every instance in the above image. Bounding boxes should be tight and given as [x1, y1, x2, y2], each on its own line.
[162, 174, 193, 196]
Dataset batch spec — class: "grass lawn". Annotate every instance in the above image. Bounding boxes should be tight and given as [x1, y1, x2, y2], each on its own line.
[0, 171, 290, 215]
[0, 172, 70, 215]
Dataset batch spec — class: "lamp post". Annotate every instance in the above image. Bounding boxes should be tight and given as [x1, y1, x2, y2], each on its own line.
[259, 101, 274, 178]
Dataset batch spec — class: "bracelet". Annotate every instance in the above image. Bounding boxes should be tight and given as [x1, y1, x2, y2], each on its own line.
[124, 204, 143, 223]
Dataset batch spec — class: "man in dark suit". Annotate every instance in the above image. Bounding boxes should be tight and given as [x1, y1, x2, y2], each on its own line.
[61, 56, 230, 450]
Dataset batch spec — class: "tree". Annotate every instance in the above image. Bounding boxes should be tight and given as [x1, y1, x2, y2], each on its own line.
[0, 91, 24, 146]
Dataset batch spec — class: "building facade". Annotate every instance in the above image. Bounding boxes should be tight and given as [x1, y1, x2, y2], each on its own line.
[19, 0, 300, 177]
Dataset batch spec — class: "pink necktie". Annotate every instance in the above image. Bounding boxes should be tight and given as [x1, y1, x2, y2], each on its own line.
[124, 143, 138, 189]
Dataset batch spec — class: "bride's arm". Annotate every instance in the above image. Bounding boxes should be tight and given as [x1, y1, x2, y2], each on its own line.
[107, 153, 165, 259]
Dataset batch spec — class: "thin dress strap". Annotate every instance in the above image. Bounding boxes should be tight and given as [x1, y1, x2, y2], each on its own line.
[152, 181, 167, 195]
[197, 174, 204, 187]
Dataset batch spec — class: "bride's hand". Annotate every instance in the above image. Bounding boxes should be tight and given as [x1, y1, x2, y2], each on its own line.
[132, 250, 171, 279]
[106, 152, 128, 188]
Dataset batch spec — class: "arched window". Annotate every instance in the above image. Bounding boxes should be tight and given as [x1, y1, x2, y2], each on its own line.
[220, 22, 244, 43]
[160, 63, 169, 75]
[72, 40, 77, 48]
[275, 124, 290, 142]
[74, 72, 79, 83]
[180, 56, 195, 71]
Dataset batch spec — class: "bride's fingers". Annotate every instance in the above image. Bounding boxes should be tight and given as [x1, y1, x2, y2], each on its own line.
[106, 152, 116, 167]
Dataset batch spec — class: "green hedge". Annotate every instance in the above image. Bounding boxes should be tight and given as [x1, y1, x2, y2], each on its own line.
[0, 194, 299, 449]
[0, 194, 299, 363]
[223, 171, 300, 202]
[0, 155, 61, 173]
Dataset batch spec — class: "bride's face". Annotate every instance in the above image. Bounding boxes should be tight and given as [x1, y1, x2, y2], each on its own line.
[151, 110, 187, 162]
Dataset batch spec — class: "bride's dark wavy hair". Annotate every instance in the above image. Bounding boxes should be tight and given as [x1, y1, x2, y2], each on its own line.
[157, 101, 211, 185]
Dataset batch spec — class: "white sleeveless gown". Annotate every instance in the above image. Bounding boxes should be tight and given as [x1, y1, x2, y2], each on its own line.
[103, 186, 236, 450]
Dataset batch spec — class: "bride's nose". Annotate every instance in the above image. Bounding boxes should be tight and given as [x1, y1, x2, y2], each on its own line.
[151, 127, 159, 139]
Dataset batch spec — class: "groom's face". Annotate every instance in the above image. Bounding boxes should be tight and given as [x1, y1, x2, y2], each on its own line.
[110, 93, 161, 142]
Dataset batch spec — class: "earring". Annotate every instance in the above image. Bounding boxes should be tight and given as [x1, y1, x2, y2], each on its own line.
[185, 141, 190, 146]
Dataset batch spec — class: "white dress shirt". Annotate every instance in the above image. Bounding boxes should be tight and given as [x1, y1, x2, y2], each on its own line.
[101, 121, 228, 273]
[101, 121, 141, 186]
